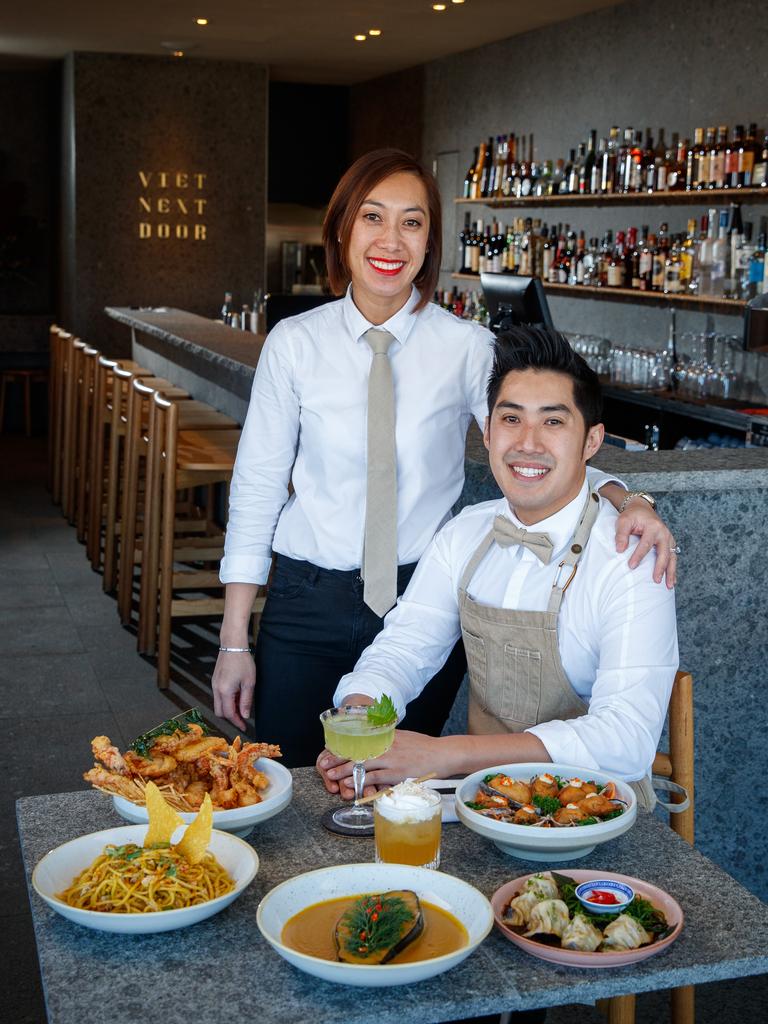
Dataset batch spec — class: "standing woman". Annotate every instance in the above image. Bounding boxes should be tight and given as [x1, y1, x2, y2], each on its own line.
[212, 149, 675, 767]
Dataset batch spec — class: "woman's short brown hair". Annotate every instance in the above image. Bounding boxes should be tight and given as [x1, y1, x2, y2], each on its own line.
[322, 148, 442, 313]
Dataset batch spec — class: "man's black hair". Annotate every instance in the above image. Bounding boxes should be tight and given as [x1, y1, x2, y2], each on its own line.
[487, 324, 603, 430]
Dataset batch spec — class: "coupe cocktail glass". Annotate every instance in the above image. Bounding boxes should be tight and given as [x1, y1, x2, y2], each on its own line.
[319, 705, 396, 830]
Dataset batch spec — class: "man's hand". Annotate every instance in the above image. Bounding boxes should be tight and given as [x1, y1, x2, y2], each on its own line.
[212, 651, 255, 730]
[615, 497, 677, 589]
[316, 730, 443, 800]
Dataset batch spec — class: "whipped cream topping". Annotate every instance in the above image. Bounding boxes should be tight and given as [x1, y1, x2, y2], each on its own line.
[375, 781, 441, 823]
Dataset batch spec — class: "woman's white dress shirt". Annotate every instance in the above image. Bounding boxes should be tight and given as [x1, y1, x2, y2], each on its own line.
[220, 287, 494, 584]
[335, 480, 678, 781]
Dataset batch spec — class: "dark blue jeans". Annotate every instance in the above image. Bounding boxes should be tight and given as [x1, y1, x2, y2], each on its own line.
[253, 554, 467, 767]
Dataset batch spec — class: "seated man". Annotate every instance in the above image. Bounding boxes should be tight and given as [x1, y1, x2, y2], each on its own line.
[318, 325, 678, 806]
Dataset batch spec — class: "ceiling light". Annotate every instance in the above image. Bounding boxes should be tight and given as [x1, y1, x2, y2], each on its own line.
[451, 1, 465, 5]
[368, 29, 382, 36]
[354, 34, 367, 41]
[432, 3, 447, 10]
[172, 50, 184, 58]
[195, 18, 209, 26]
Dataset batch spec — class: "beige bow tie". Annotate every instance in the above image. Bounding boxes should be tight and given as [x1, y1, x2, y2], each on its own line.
[492, 516, 554, 564]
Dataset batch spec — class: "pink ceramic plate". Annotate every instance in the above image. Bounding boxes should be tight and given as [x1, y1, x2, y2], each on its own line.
[492, 870, 683, 968]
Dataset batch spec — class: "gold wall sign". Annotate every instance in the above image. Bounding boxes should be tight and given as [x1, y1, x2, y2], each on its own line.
[137, 171, 207, 240]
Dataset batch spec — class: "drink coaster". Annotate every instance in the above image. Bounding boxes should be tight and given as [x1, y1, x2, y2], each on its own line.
[320, 808, 374, 838]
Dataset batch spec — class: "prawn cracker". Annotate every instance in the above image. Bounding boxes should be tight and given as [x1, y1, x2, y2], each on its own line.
[175, 792, 213, 864]
[144, 781, 184, 846]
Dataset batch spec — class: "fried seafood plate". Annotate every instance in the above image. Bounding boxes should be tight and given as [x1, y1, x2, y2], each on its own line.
[84, 726, 282, 812]
[464, 772, 625, 828]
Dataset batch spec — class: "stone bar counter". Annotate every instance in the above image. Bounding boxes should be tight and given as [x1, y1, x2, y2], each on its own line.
[106, 306, 768, 899]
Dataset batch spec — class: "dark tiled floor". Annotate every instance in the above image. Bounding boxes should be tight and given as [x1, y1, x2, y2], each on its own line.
[2, 434, 766, 1023]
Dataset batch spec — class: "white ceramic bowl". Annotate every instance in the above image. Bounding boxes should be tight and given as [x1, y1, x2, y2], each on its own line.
[113, 757, 292, 838]
[456, 763, 637, 862]
[32, 824, 259, 934]
[256, 863, 494, 986]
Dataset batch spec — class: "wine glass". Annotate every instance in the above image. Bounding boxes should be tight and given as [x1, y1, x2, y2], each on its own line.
[319, 706, 397, 831]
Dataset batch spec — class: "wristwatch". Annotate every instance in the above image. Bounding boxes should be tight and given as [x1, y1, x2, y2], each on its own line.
[618, 491, 657, 514]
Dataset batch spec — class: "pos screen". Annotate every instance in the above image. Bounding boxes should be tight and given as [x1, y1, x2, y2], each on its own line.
[480, 273, 555, 334]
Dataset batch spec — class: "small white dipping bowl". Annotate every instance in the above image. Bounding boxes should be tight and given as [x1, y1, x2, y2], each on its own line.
[456, 763, 637, 862]
[576, 879, 634, 913]
[256, 862, 494, 987]
[32, 824, 259, 934]
[113, 757, 293, 838]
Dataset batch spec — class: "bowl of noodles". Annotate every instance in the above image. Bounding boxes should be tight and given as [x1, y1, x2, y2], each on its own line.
[32, 823, 259, 934]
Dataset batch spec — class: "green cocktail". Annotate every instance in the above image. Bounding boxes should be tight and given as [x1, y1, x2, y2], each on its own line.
[322, 713, 396, 762]
[319, 704, 397, 831]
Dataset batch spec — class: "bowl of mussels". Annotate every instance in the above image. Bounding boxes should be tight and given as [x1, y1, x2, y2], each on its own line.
[456, 763, 637, 862]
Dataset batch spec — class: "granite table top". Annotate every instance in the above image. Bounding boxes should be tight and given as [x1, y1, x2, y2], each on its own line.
[18, 770, 768, 1024]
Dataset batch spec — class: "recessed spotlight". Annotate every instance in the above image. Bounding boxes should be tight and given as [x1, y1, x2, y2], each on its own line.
[433, 3, 447, 10]
[451, 0, 465, 5]
[172, 50, 184, 58]
[354, 34, 367, 41]
[195, 18, 209, 26]
[369, 29, 382, 36]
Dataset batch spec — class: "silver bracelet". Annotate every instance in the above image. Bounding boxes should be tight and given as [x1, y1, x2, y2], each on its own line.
[218, 646, 253, 654]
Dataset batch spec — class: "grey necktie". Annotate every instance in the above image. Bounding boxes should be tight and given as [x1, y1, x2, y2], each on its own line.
[362, 327, 398, 617]
[492, 516, 554, 565]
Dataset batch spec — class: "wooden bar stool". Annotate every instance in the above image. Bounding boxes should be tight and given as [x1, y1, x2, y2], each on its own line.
[60, 338, 86, 521]
[86, 356, 154, 570]
[50, 327, 75, 504]
[74, 346, 100, 541]
[601, 669, 695, 1024]
[47, 323, 62, 492]
[102, 366, 189, 593]
[149, 392, 263, 687]
[117, 376, 239, 628]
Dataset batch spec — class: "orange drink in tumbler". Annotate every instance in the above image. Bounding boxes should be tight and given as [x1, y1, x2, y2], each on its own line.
[374, 782, 442, 869]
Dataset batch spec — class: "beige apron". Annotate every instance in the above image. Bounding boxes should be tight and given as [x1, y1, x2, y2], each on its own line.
[458, 488, 657, 812]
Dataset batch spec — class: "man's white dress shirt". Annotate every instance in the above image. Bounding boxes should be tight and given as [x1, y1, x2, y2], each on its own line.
[335, 480, 678, 781]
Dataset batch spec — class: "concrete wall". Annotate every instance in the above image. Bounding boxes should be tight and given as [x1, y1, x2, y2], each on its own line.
[0, 60, 59, 356]
[62, 53, 268, 357]
[352, 0, 768, 352]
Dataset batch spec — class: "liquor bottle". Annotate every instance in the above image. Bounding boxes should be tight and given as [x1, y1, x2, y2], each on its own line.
[735, 221, 755, 298]
[479, 137, 494, 197]
[618, 128, 634, 192]
[651, 234, 665, 291]
[582, 237, 599, 286]
[709, 126, 728, 189]
[573, 230, 587, 284]
[753, 132, 768, 187]
[686, 128, 703, 190]
[470, 219, 483, 273]
[597, 231, 613, 286]
[502, 134, 516, 197]
[534, 160, 553, 197]
[680, 219, 697, 290]
[739, 123, 757, 186]
[541, 226, 554, 281]
[519, 218, 534, 276]
[459, 212, 471, 272]
[463, 147, 478, 199]
[220, 291, 233, 324]
[512, 134, 525, 196]
[728, 203, 745, 297]
[607, 232, 625, 287]
[519, 134, 534, 197]
[747, 224, 766, 299]
[591, 137, 606, 193]
[634, 129, 652, 192]
[653, 128, 667, 190]
[698, 127, 715, 189]
[726, 126, 744, 188]
[489, 135, 504, 196]
[561, 151, 574, 194]
[626, 226, 640, 288]
[667, 136, 686, 191]
[710, 210, 730, 295]
[581, 130, 597, 194]
[601, 127, 620, 193]
[638, 227, 653, 290]
[697, 211, 715, 294]
[470, 140, 487, 199]
[663, 237, 683, 294]
[568, 145, 585, 194]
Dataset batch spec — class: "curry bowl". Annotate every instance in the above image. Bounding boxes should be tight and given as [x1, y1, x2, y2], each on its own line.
[256, 862, 493, 986]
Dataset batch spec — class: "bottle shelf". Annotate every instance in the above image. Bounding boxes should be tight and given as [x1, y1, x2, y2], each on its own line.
[454, 188, 768, 209]
[450, 273, 746, 314]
